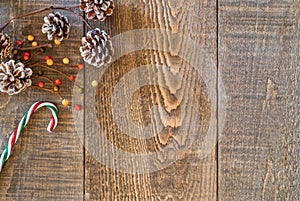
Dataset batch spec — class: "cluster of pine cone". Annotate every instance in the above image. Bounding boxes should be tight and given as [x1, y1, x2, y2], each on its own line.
[42, 12, 71, 42]
[0, 0, 115, 95]
[0, 60, 32, 95]
[0, 34, 32, 95]
[79, 0, 115, 67]
[0, 33, 12, 61]
[80, 28, 114, 68]
[80, 0, 115, 21]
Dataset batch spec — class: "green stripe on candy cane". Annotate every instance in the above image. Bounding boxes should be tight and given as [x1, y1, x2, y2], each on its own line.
[0, 101, 59, 173]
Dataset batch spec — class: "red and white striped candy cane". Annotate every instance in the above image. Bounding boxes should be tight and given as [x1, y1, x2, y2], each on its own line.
[0, 101, 59, 172]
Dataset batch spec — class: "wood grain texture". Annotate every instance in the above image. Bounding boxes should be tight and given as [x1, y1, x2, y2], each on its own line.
[84, 0, 218, 200]
[0, 1, 84, 200]
[218, 1, 299, 200]
[0, 0, 299, 200]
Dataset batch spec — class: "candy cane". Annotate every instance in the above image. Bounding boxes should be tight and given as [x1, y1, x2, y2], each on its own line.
[0, 101, 59, 172]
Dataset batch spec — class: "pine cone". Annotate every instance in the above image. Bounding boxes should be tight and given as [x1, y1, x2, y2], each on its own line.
[42, 12, 71, 41]
[80, 28, 114, 67]
[0, 33, 12, 61]
[0, 60, 32, 95]
[80, 0, 115, 21]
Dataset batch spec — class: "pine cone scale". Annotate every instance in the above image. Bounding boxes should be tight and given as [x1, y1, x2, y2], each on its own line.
[80, 28, 114, 68]
[42, 12, 70, 42]
[80, 0, 115, 21]
[0, 33, 12, 61]
[0, 60, 32, 95]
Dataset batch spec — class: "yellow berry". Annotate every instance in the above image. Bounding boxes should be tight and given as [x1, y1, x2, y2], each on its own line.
[13, 49, 18, 54]
[28, 34, 35, 41]
[63, 57, 70, 64]
[54, 39, 61, 45]
[53, 86, 60, 92]
[78, 88, 83, 94]
[46, 59, 54, 66]
[91, 80, 98, 87]
[62, 99, 69, 107]
[32, 41, 38, 47]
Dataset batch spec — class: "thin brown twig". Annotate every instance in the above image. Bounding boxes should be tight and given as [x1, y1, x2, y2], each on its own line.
[30, 52, 45, 60]
[0, 7, 52, 31]
[30, 85, 62, 99]
[18, 43, 52, 51]
[30, 64, 73, 81]
[24, 54, 44, 65]
[0, 5, 93, 32]
[26, 60, 44, 67]
[55, 63, 78, 68]
[32, 75, 55, 86]
[55, 7, 93, 29]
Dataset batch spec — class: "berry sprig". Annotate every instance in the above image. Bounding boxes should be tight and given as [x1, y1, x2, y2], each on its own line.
[0, 1, 116, 109]
[0, 5, 92, 32]
[0, 2, 115, 67]
[10, 33, 84, 109]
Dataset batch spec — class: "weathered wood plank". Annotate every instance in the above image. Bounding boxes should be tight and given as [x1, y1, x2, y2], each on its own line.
[0, 1, 84, 200]
[218, 1, 299, 200]
[2, 0, 298, 200]
[84, 0, 218, 200]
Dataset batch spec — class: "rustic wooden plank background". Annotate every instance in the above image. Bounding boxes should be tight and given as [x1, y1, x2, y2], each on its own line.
[0, 0, 84, 200]
[83, 0, 218, 200]
[0, 0, 298, 201]
[219, 1, 299, 201]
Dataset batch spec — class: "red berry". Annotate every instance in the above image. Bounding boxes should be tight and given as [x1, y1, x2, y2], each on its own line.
[17, 40, 23, 45]
[38, 81, 45, 88]
[24, 52, 30, 57]
[45, 56, 51, 61]
[78, 63, 83, 69]
[75, 104, 81, 111]
[70, 75, 75, 81]
[55, 79, 62, 86]
[23, 55, 30, 61]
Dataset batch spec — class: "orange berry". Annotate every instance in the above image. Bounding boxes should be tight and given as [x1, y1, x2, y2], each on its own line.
[23, 55, 30, 61]
[46, 59, 54, 66]
[32, 41, 38, 47]
[54, 39, 61, 45]
[62, 99, 69, 107]
[53, 86, 60, 92]
[28, 34, 35, 41]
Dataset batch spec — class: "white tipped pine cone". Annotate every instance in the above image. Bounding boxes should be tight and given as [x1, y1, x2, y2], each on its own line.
[80, 28, 114, 68]
[0, 33, 12, 61]
[80, 0, 115, 21]
[0, 60, 32, 95]
[42, 12, 71, 41]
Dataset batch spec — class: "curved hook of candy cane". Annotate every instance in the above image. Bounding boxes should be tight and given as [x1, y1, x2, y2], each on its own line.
[0, 101, 59, 173]
[23, 102, 58, 133]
